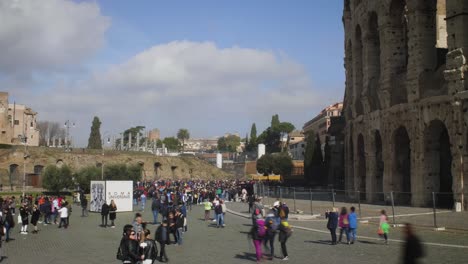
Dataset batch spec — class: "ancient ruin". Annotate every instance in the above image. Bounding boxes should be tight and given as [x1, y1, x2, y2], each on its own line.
[343, 0, 468, 209]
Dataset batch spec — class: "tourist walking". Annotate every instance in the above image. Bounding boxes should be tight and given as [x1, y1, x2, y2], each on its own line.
[109, 200, 118, 228]
[140, 193, 147, 212]
[402, 223, 424, 264]
[119, 224, 142, 264]
[338, 207, 350, 244]
[203, 199, 212, 221]
[278, 216, 292, 261]
[250, 217, 266, 263]
[348, 206, 358, 244]
[264, 209, 279, 259]
[2, 208, 14, 242]
[151, 196, 160, 224]
[19, 202, 29, 234]
[101, 201, 110, 227]
[81, 196, 88, 217]
[155, 220, 169, 263]
[57, 204, 68, 228]
[30, 205, 41, 234]
[378, 209, 390, 244]
[139, 229, 158, 264]
[325, 207, 338, 245]
[174, 209, 185, 245]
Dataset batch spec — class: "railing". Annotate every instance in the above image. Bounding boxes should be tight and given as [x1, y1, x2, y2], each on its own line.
[253, 182, 468, 230]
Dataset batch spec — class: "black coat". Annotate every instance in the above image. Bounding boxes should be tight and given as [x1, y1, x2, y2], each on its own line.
[101, 203, 109, 216]
[325, 211, 338, 229]
[140, 239, 158, 262]
[403, 235, 424, 264]
[122, 238, 140, 263]
[31, 209, 41, 225]
[109, 205, 117, 220]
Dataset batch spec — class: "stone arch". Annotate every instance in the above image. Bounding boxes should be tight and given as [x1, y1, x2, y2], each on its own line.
[417, 0, 448, 98]
[353, 25, 364, 116]
[9, 164, 20, 184]
[154, 162, 162, 177]
[374, 130, 384, 201]
[171, 166, 178, 178]
[357, 134, 366, 200]
[392, 126, 411, 205]
[423, 120, 453, 208]
[33, 165, 44, 175]
[389, 0, 409, 106]
[366, 11, 381, 111]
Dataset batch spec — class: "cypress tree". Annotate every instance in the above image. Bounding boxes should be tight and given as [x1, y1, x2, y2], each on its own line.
[87, 116, 102, 149]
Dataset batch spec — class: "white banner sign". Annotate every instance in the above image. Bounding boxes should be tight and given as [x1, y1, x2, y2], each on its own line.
[105, 181, 133, 212]
[90, 181, 106, 212]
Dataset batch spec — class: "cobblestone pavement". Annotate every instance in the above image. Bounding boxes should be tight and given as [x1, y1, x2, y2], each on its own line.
[1, 202, 467, 264]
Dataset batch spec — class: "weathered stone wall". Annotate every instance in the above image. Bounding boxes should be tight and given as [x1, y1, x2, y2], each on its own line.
[0, 147, 233, 188]
[343, 0, 468, 209]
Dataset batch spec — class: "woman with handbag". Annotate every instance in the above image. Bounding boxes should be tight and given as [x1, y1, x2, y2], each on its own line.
[109, 200, 118, 228]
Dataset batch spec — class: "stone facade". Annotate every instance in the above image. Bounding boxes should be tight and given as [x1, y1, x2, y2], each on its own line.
[343, 0, 468, 209]
[0, 147, 233, 189]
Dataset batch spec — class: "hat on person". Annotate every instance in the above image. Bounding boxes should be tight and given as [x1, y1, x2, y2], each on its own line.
[273, 201, 280, 207]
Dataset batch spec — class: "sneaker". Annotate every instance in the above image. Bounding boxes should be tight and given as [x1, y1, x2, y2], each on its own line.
[282, 256, 289, 261]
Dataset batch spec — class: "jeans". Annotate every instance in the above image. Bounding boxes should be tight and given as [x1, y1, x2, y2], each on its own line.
[338, 227, 349, 242]
[216, 213, 224, 226]
[59, 217, 68, 228]
[348, 228, 357, 242]
[263, 232, 276, 256]
[101, 215, 108, 226]
[152, 210, 159, 224]
[176, 227, 183, 245]
[5, 223, 11, 241]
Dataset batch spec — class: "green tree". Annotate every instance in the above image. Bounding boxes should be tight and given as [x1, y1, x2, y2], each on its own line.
[177, 128, 190, 151]
[156, 139, 163, 148]
[304, 132, 324, 184]
[74, 166, 101, 192]
[256, 153, 293, 177]
[87, 116, 102, 149]
[271, 114, 280, 131]
[278, 122, 295, 152]
[103, 163, 142, 182]
[217, 134, 241, 152]
[163, 137, 180, 151]
[257, 128, 281, 153]
[42, 165, 74, 193]
[247, 123, 257, 151]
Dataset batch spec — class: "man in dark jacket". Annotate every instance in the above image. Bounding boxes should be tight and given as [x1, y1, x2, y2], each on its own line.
[120, 224, 142, 264]
[325, 208, 339, 245]
[81, 196, 88, 217]
[155, 220, 169, 262]
[151, 197, 161, 224]
[101, 201, 110, 227]
[403, 223, 424, 264]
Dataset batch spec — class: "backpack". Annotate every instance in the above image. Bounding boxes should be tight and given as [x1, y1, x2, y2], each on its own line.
[256, 219, 266, 238]
[266, 216, 279, 232]
[116, 239, 125, 260]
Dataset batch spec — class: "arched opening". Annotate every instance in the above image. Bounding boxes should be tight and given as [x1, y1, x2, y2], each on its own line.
[418, 0, 448, 98]
[171, 166, 178, 178]
[9, 164, 19, 186]
[389, 0, 408, 106]
[154, 162, 162, 177]
[374, 131, 384, 202]
[354, 25, 364, 116]
[34, 165, 44, 175]
[367, 12, 381, 111]
[423, 120, 453, 208]
[393, 126, 411, 205]
[357, 134, 366, 200]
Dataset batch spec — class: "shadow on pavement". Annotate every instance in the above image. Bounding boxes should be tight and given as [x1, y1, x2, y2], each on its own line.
[234, 252, 257, 262]
[305, 240, 334, 245]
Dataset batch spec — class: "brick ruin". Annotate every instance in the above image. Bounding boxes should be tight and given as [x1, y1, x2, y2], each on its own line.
[343, 0, 468, 209]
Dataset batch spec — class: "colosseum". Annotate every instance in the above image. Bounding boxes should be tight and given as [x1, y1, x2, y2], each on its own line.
[342, 0, 468, 209]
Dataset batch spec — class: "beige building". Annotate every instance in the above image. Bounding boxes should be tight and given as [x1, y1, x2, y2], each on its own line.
[0, 92, 39, 146]
[184, 138, 218, 152]
[148, 128, 160, 142]
[289, 140, 306, 160]
[303, 102, 343, 146]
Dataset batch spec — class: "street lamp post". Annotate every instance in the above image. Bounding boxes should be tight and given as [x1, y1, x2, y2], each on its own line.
[19, 135, 29, 197]
[64, 120, 75, 152]
[101, 132, 111, 180]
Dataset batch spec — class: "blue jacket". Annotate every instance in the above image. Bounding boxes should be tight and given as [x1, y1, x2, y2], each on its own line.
[348, 212, 358, 228]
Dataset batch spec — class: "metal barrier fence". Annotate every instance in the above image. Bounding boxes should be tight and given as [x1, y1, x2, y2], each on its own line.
[253, 182, 468, 230]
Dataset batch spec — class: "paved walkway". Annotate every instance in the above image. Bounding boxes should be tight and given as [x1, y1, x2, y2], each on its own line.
[1, 202, 467, 263]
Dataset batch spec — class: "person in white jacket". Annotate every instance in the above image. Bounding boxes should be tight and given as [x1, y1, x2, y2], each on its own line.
[58, 204, 68, 228]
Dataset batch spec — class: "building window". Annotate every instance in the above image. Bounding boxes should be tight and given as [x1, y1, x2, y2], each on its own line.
[14, 120, 19, 125]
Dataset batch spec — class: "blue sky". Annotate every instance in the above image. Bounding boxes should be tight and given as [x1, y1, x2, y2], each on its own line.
[1, 0, 345, 145]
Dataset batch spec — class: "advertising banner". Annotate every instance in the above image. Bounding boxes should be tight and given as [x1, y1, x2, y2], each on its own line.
[105, 181, 133, 212]
[90, 181, 106, 212]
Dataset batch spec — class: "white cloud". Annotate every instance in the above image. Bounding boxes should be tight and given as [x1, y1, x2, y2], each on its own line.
[22, 41, 324, 145]
[0, 0, 110, 74]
